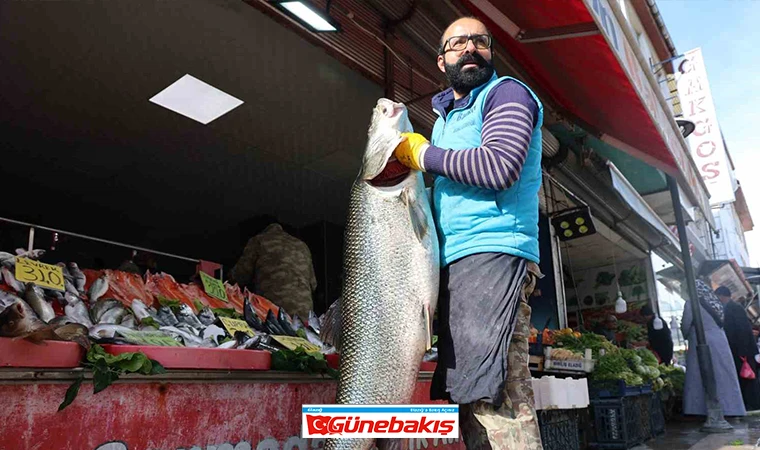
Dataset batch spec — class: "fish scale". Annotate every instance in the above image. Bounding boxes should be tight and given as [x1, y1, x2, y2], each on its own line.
[325, 99, 439, 450]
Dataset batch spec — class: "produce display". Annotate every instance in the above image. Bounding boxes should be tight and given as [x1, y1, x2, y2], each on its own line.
[0, 249, 335, 354]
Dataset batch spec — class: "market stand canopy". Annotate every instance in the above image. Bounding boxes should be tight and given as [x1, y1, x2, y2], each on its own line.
[462, 0, 712, 225]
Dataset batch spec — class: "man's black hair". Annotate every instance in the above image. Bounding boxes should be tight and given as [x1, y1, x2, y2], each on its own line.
[640, 304, 654, 317]
[715, 285, 731, 297]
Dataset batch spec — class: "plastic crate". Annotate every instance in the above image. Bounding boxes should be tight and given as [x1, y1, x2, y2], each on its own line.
[635, 394, 653, 441]
[589, 396, 642, 449]
[589, 379, 643, 399]
[650, 392, 666, 436]
[538, 409, 580, 450]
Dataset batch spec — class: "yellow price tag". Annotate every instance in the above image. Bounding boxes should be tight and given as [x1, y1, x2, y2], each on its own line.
[219, 317, 255, 337]
[199, 271, 228, 302]
[15, 257, 65, 291]
[272, 335, 321, 353]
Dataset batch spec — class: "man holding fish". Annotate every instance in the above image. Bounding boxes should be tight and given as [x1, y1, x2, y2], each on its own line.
[393, 16, 545, 450]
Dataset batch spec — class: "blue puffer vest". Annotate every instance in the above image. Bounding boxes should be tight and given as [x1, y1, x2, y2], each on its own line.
[430, 72, 544, 266]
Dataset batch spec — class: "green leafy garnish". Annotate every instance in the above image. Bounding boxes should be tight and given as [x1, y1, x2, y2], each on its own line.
[296, 329, 308, 340]
[58, 344, 167, 411]
[729, 440, 744, 446]
[271, 346, 338, 379]
[193, 298, 205, 312]
[157, 295, 181, 310]
[211, 307, 244, 320]
[140, 317, 159, 328]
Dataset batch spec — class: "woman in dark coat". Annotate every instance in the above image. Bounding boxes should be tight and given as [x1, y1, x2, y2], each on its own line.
[716, 285, 760, 411]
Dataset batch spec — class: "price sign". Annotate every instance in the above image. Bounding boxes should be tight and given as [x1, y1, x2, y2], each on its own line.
[199, 271, 228, 302]
[271, 335, 321, 353]
[15, 257, 65, 291]
[219, 317, 255, 337]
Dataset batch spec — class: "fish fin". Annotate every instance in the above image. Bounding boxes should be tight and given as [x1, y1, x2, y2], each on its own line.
[13, 327, 57, 344]
[423, 302, 432, 351]
[402, 187, 429, 244]
[320, 298, 342, 353]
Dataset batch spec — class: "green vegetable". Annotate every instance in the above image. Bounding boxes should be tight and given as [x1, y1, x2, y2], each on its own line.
[140, 317, 159, 328]
[271, 346, 338, 379]
[729, 439, 744, 446]
[58, 345, 166, 411]
[211, 307, 244, 320]
[157, 295, 181, 310]
[636, 348, 660, 367]
[552, 331, 617, 359]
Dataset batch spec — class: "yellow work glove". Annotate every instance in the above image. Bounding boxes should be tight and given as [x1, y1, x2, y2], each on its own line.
[394, 132, 430, 172]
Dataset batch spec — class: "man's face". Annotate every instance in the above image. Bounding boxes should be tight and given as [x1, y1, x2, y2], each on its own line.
[718, 295, 730, 304]
[437, 18, 494, 95]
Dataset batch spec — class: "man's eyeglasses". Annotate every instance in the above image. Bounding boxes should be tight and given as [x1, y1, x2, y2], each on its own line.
[440, 34, 492, 54]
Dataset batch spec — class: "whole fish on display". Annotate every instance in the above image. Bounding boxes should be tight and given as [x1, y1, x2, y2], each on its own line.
[176, 304, 204, 329]
[99, 305, 128, 324]
[198, 307, 217, 327]
[243, 298, 265, 332]
[0, 301, 89, 348]
[68, 262, 87, 294]
[90, 299, 121, 323]
[120, 314, 136, 329]
[130, 299, 155, 323]
[15, 248, 45, 259]
[24, 284, 56, 323]
[322, 99, 440, 450]
[308, 310, 321, 334]
[2, 267, 25, 294]
[156, 306, 179, 327]
[64, 297, 93, 328]
[276, 307, 297, 336]
[0, 291, 22, 313]
[0, 252, 16, 268]
[88, 275, 109, 304]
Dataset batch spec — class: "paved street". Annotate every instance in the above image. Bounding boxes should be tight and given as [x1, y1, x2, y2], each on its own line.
[633, 415, 760, 450]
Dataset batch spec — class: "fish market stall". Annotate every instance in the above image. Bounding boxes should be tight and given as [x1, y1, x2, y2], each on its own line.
[0, 218, 464, 450]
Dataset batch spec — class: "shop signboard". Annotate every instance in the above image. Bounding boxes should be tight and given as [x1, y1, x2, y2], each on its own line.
[676, 48, 736, 206]
[582, 0, 714, 226]
[0, 380, 464, 450]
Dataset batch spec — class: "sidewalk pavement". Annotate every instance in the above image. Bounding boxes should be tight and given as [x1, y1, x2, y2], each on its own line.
[631, 414, 760, 450]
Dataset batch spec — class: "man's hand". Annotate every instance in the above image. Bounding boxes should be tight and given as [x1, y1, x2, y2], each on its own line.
[394, 132, 429, 172]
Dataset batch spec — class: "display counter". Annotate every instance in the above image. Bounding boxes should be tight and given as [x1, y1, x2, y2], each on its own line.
[0, 368, 466, 450]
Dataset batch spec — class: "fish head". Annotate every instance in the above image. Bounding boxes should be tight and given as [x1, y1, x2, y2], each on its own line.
[360, 98, 414, 185]
[0, 301, 30, 337]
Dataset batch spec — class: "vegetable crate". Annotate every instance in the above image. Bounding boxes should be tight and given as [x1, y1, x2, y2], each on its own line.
[589, 396, 643, 449]
[650, 392, 666, 436]
[589, 379, 651, 399]
[633, 394, 653, 441]
[537, 409, 580, 450]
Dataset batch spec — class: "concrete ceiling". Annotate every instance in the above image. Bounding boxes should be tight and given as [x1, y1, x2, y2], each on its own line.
[0, 0, 394, 264]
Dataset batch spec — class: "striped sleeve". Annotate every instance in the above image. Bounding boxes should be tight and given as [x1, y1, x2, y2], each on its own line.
[421, 81, 539, 191]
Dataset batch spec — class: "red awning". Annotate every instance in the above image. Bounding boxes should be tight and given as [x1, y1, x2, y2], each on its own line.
[461, 0, 713, 223]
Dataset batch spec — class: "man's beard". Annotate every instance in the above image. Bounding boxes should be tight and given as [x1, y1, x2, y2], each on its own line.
[444, 52, 494, 95]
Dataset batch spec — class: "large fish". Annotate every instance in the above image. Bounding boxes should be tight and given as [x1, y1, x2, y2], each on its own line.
[322, 99, 440, 450]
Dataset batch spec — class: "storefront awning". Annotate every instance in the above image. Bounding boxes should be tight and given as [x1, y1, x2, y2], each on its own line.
[607, 161, 680, 250]
[462, 0, 714, 227]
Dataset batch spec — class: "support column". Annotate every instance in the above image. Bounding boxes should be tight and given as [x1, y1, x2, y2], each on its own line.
[668, 175, 732, 433]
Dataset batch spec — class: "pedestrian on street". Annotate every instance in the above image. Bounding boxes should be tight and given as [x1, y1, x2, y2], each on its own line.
[640, 305, 674, 366]
[681, 279, 746, 417]
[393, 16, 545, 450]
[715, 285, 760, 411]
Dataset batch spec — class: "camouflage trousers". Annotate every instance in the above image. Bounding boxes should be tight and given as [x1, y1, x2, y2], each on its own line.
[459, 262, 543, 450]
